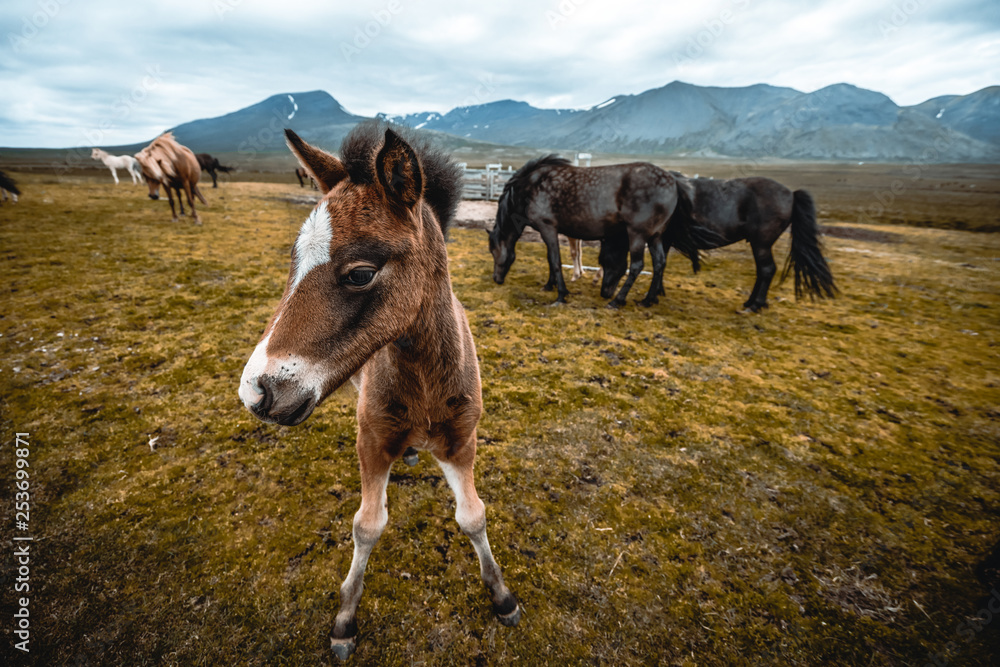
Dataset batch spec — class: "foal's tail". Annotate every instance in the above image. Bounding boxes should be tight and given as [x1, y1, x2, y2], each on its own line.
[781, 190, 836, 300]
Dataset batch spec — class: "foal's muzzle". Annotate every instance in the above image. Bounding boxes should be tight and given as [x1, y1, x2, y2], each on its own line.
[244, 375, 317, 426]
[148, 193, 159, 200]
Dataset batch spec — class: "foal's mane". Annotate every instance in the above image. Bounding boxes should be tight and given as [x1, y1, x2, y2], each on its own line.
[492, 155, 571, 240]
[339, 120, 463, 234]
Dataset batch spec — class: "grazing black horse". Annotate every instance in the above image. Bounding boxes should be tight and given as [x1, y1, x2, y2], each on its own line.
[0, 169, 20, 204]
[489, 156, 696, 307]
[598, 174, 836, 311]
[195, 153, 233, 188]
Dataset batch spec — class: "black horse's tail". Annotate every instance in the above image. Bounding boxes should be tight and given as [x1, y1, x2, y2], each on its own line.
[665, 183, 701, 273]
[215, 162, 233, 173]
[0, 169, 21, 196]
[780, 190, 836, 300]
[665, 178, 725, 275]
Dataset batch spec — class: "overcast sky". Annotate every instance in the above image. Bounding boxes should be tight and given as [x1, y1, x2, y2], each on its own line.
[1, 0, 997, 148]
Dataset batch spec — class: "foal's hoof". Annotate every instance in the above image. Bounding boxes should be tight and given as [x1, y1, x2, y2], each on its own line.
[494, 595, 522, 627]
[402, 447, 419, 466]
[606, 300, 624, 310]
[330, 636, 356, 661]
[638, 297, 658, 308]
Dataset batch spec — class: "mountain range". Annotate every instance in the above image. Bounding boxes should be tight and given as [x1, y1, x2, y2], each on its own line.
[158, 81, 1000, 163]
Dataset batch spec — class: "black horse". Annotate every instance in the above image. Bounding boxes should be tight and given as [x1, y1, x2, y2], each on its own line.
[0, 169, 20, 204]
[488, 156, 697, 307]
[195, 153, 233, 188]
[598, 174, 836, 311]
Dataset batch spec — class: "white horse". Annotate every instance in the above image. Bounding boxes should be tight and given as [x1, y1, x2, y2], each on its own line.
[91, 148, 144, 185]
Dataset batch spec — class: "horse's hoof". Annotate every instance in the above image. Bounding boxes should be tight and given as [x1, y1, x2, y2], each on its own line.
[638, 297, 657, 308]
[541, 284, 554, 292]
[403, 453, 419, 466]
[330, 636, 356, 661]
[606, 300, 624, 309]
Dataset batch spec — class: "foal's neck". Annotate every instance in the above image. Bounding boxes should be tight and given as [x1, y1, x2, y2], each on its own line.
[392, 214, 465, 376]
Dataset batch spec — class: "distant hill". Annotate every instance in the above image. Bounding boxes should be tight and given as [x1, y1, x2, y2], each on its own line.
[907, 86, 1000, 146]
[6, 83, 998, 165]
[386, 81, 1000, 162]
[167, 90, 365, 155]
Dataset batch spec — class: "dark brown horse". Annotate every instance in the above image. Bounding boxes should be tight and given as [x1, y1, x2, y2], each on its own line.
[488, 156, 696, 307]
[598, 174, 836, 311]
[239, 121, 520, 659]
[134, 133, 207, 223]
[195, 153, 233, 188]
[295, 166, 317, 190]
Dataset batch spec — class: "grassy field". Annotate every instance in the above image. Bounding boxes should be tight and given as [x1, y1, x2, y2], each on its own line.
[1, 170, 998, 666]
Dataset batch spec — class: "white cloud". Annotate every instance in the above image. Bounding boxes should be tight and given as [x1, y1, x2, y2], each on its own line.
[0, 0, 996, 147]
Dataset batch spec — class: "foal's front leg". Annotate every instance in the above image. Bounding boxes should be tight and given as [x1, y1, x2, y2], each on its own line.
[435, 436, 520, 626]
[330, 432, 391, 660]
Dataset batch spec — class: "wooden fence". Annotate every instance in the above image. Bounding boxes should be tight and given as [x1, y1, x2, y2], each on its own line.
[459, 154, 590, 201]
[459, 163, 513, 201]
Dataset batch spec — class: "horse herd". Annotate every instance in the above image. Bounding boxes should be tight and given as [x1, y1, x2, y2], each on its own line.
[233, 120, 837, 658]
[83, 136, 233, 224]
[489, 155, 836, 312]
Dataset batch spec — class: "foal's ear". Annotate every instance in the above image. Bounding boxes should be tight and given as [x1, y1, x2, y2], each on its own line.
[376, 129, 423, 209]
[284, 129, 348, 194]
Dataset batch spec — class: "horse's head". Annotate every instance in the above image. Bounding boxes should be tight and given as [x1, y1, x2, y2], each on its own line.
[239, 128, 433, 426]
[90, 148, 102, 160]
[133, 149, 163, 199]
[488, 202, 518, 285]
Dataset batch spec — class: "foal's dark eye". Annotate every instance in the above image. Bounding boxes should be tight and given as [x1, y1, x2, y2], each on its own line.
[342, 267, 376, 287]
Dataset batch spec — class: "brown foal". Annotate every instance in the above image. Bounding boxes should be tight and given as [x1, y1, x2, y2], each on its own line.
[238, 122, 520, 659]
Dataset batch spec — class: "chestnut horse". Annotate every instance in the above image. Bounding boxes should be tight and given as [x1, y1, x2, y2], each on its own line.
[239, 121, 520, 659]
[488, 156, 698, 307]
[134, 133, 207, 223]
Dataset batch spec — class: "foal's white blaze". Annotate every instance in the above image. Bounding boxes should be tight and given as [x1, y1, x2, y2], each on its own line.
[291, 204, 333, 294]
[238, 203, 334, 411]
